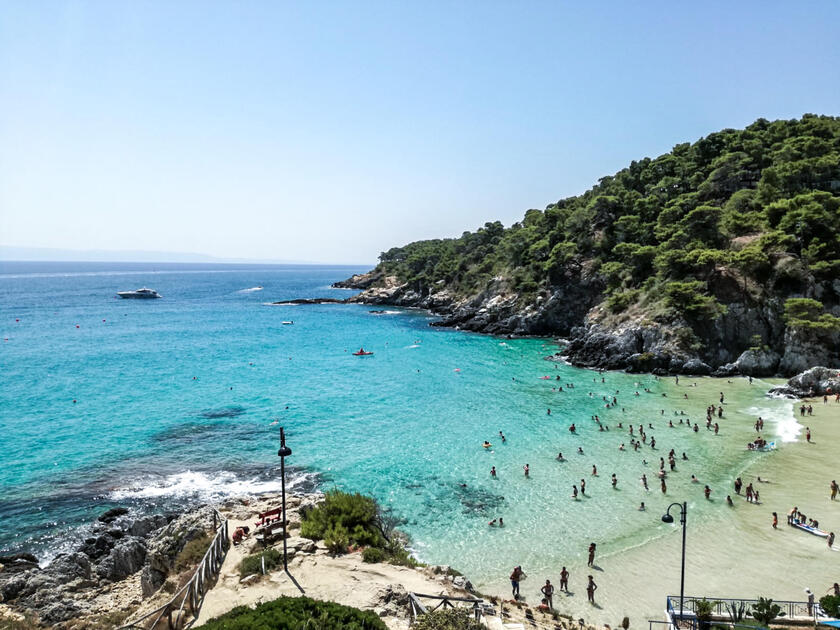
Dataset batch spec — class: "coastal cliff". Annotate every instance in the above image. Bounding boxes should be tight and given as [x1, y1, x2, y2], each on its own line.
[336, 116, 840, 376]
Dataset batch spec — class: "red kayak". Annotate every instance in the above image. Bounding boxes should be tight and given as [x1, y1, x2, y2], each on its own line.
[353, 348, 374, 356]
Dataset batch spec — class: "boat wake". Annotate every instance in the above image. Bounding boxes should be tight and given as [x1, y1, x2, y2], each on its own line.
[238, 286, 263, 292]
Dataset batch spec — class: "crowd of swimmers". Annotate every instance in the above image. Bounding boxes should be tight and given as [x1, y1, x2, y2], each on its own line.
[485, 369, 836, 612]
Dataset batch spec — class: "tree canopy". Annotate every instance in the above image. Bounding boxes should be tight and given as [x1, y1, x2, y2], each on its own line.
[372, 115, 840, 322]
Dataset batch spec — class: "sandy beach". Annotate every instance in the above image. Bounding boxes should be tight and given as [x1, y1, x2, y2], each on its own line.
[474, 375, 840, 626]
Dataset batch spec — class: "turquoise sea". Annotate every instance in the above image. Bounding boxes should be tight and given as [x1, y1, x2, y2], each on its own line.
[0, 262, 796, 588]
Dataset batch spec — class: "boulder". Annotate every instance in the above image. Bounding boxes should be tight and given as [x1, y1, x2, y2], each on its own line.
[47, 553, 91, 582]
[682, 359, 712, 375]
[127, 514, 171, 539]
[96, 538, 147, 582]
[286, 537, 317, 553]
[0, 554, 39, 574]
[98, 507, 129, 524]
[770, 366, 840, 398]
[733, 348, 780, 376]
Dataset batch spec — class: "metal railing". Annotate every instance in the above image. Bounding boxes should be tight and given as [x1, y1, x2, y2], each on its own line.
[650, 619, 763, 630]
[118, 508, 229, 630]
[666, 596, 819, 622]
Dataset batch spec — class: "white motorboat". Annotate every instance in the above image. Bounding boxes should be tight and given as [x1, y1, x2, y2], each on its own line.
[117, 287, 161, 299]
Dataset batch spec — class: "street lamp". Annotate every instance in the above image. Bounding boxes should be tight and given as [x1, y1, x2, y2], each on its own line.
[662, 502, 687, 624]
[277, 427, 293, 571]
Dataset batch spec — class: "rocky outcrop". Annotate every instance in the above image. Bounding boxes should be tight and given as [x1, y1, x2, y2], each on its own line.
[331, 263, 840, 376]
[770, 366, 840, 398]
[271, 297, 347, 305]
[0, 505, 211, 627]
[140, 507, 214, 597]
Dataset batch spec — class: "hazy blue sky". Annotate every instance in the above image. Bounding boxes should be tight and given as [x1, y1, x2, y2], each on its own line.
[1, 2, 838, 264]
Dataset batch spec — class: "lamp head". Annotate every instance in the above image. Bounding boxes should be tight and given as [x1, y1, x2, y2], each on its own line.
[278, 445, 292, 457]
[661, 513, 674, 524]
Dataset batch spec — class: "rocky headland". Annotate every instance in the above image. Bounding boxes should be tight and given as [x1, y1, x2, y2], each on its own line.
[326, 117, 840, 377]
[332, 269, 839, 377]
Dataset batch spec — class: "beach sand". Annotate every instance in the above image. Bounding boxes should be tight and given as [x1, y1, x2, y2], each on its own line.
[193, 495, 563, 630]
[476, 376, 840, 627]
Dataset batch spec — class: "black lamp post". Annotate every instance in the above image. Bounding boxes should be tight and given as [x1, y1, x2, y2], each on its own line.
[662, 501, 687, 624]
[277, 427, 293, 571]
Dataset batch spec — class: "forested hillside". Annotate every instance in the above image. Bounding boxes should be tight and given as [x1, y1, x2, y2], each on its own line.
[342, 115, 840, 375]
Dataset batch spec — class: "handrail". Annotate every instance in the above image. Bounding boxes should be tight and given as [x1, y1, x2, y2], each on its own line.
[408, 592, 486, 623]
[667, 595, 819, 621]
[118, 507, 229, 630]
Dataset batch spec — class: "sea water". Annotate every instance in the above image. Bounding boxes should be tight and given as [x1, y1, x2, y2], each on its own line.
[0, 262, 795, 588]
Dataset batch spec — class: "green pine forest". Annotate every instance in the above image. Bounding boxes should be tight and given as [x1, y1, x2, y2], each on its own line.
[372, 115, 840, 334]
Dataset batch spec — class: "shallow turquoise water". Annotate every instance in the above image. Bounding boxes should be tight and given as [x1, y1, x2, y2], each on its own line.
[0, 262, 794, 586]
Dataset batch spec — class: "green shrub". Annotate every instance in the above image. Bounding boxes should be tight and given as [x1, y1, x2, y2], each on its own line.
[362, 547, 386, 563]
[195, 595, 388, 630]
[606, 289, 640, 313]
[751, 597, 785, 627]
[174, 534, 213, 572]
[411, 608, 484, 630]
[820, 594, 840, 618]
[301, 490, 384, 548]
[663, 281, 725, 319]
[385, 546, 422, 568]
[784, 297, 840, 333]
[323, 523, 350, 555]
[239, 548, 281, 578]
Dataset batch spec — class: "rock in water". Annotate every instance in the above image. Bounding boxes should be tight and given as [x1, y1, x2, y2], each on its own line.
[770, 366, 840, 398]
[97, 507, 129, 524]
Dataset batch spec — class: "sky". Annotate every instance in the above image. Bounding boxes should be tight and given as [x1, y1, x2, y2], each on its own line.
[1, 2, 838, 265]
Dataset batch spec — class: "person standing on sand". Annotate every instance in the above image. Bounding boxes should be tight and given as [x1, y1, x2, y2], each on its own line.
[829, 532, 835, 549]
[510, 566, 525, 599]
[588, 542, 596, 567]
[587, 575, 597, 604]
[541, 579, 555, 609]
[560, 567, 569, 592]
[772, 512, 778, 529]
[831, 480, 838, 500]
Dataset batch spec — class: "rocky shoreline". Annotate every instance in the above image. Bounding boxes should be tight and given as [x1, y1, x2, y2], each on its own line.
[0, 505, 215, 627]
[0, 492, 495, 630]
[330, 270, 840, 377]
